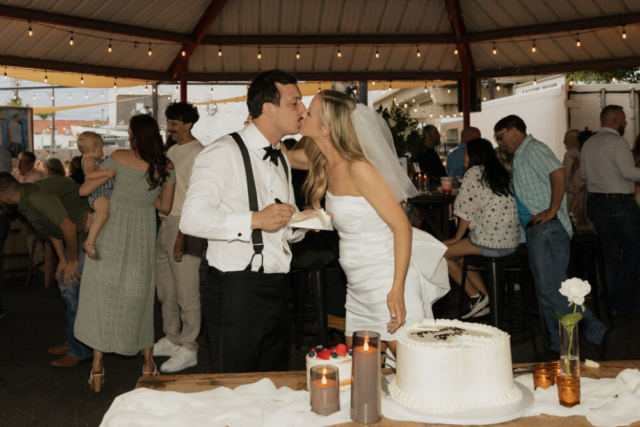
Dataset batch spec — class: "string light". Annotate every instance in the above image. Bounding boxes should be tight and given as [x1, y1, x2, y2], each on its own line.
[424, 84, 428, 93]
[576, 34, 581, 47]
[532, 40, 536, 53]
[353, 87, 358, 95]
[296, 47, 300, 59]
[129, 87, 132, 94]
[44, 71, 48, 83]
[81, 74, 84, 84]
[492, 42, 497, 55]
[210, 87, 213, 95]
[318, 83, 321, 92]
[414, 107, 417, 112]
[337, 45, 341, 58]
[175, 85, 178, 93]
[612, 76, 617, 83]
[375, 46, 379, 59]
[85, 92, 88, 99]
[454, 47, 458, 55]
[623, 26, 627, 39]
[152, 86, 156, 93]
[69, 32, 74, 46]
[101, 91, 104, 98]
[148, 43, 152, 56]
[569, 78, 574, 86]
[28, 20, 32, 37]
[218, 46, 222, 57]
[113, 78, 117, 90]
[429, 112, 433, 118]
[3, 67, 7, 80]
[69, 93, 72, 100]
[257, 46, 261, 59]
[181, 50, 186, 57]
[144, 82, 148, 92]
[447, 89, 451, 93]
[416, 45, 421, 57]
[533, 75, 537, 85]
[108, 39, 112, 53]
[372, 81, 375, 86]
[33, 92, 36, 100]
[496, 83, 501, 91]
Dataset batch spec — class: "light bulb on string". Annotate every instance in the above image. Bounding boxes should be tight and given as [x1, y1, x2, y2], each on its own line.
[210, 87, 213, 95]
[129, 87, 132, 94]
[623, 26, 627, 39]
[148, 43, 153, 56]
[612, 76, 617, 83]
[69, 32, 74, 46]
[181, 50, 186, 57]
[416, 45, 421, 57]
[33, 92, 36, 100]
[81, 74, 84, 84]
[108, 39, 112, 53]
[492, 42, 497, 55]
[218, 46, 222, 57]
[101, 92, 104, 98]
[337, 45, 341, 58]
[424, 85, 428, 93]
[576, 34, 581, 47]
[69, 93, 72, 100]
[454, 47, 458, 55]
[375, 46, 379, 59]
[257, 46, 261, 59]
[372, 81, 375, 86]
[114, 78, 117, 90]
[296, 47, 300, 60]
[353, 87, 358, 95]
[4, 68, 7, 80]
[85, 92, 88, 99]
[152, 87, 156, 93]
[496, 83, 501, 91]
[414, 107, 417, 112]
[569, 78, 574, 86]
[44, 71, 48, 83]
[532, 40, 536, 53]
[533, 75, 537, 85]
[429, 112, 433, 118]
[28, 20, 32, 36]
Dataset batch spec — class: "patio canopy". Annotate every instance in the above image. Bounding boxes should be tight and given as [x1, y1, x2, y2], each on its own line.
[1, 0, 639, 125]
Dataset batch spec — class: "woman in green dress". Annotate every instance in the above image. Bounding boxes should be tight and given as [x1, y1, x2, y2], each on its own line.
[75, 115, 175, 392]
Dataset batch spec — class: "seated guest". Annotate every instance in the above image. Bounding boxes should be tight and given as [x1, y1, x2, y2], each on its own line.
[568, 131, 595, 232]
[12, 152, 43, 183]
[446, 127, 481, 180]
[42, 158, 66, 177]
[443, 138, 519, 319]
[417, 125, 447, 183]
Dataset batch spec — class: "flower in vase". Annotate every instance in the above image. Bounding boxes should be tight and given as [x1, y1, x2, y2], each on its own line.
[560, 278, 591, 306]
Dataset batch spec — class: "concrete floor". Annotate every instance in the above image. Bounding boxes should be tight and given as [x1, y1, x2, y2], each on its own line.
[1, 271, 639, 427]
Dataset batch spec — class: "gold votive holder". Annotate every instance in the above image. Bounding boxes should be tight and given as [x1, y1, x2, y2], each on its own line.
[548, 360, 561, 384]
[350, 331, 381, 424]
[557, 375, 581, 408]
[310, 365, 340, 416]
[532, 363, 554, 390]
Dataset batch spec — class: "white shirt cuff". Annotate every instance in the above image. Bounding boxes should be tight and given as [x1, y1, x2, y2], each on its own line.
[226, 212, 253, 242]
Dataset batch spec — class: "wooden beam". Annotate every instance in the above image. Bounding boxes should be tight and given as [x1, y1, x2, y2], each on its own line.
[169, 0, 228, 80]
[201, 34, 457, 46]
[0, 55, 169, 82]
[463, 12, 640, 43]
[187, 71, 461, 82]
[0, 4, 193, 44]
[475, 56, 640, 78]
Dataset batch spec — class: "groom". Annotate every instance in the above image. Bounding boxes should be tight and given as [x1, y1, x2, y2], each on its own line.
[181, 69, 307, 373]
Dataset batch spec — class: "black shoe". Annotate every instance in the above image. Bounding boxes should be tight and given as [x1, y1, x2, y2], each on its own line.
[461, 294, 490, 319]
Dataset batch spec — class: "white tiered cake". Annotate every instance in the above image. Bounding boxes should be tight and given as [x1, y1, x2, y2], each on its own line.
[389, 319, 522, 413]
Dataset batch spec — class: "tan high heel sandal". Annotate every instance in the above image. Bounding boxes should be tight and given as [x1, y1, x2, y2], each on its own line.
[88, 367, 105, 393]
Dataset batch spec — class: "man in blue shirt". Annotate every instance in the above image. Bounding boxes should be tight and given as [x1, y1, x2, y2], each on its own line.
[446, 127, 480, 179]
[494, 115, 613, 359]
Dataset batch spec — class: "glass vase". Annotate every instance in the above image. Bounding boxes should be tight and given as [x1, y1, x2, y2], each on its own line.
[559, 321, 580, 378]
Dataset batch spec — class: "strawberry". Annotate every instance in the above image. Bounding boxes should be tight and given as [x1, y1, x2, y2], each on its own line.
[316, 349, 332, 360]
[335, 344, 347, 356]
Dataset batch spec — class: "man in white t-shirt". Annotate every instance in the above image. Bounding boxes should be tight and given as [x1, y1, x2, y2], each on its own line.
[153, 102, 206, 373]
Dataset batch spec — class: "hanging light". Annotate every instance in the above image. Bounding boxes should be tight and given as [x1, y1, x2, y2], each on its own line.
[174, 85, 178, 93]
[429, 112, 433, 118]
[496, 83, 501, 91]
[257, 46, 261, 59]
[28, 20, 33, 37]
[44, 71, 48, 83]
[69, 32, 74, 46]
[152, 86, 156, 93]
[3, 67, 7, 80]
[129, 87, 132, 94]
[533, 75, 537, 85]
[375, 46, 379, 59]
[416, 45, 421, 57]
[414, 107, 417, 112]
[210, 87, 213, 95]
[576, 34, 581, 47]
[492, 42, 497, 55]
[483, 97, 487, 101]
[318, 83, 321, 92]
[101, 91, 104, 98]
[181, 50, 186, 57]
[218, 45, 222, 57]
[371, 81, 375, 86]
[296, 47, 300, 59]
[623, 26, 627, 39]
[113, 78, 117, 89]
[108, 39, 112, 53]
[33, 92, 36, 100]
[454, 47, 458, 55]
[144, 81, 149, 92]
[353, 87, 358, 95]
[69, 93, 72, 100]
[148, 43, 153, 56]
[569, 78, 574, 86]
[612, 76, 617, 83]
[337, 45, 341, 58]
[447, 89, 451, 93]
[532, 40, 536, 53]
[85, 92, 88, 99]
[424, 85, 428, 93]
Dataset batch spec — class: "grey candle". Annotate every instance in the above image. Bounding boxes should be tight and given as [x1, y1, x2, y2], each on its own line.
[310, 365, 340, 416]
[350, 331, 381, 424]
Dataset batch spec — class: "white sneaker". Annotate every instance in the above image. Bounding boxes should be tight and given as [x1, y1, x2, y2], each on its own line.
[153, 337, 180, 357]
[160, 347, 197, 373]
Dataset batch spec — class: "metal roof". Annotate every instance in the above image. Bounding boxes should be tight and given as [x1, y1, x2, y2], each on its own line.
[0, 0, 639, 85]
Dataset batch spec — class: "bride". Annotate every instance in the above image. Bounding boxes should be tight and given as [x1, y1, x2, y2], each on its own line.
[285, 90, 449, 355]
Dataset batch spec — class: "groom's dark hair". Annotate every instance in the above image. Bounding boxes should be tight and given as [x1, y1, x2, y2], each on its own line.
[247, 69, 298, 119]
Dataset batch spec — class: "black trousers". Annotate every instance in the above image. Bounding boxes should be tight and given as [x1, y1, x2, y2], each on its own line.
[203, 267, 290, 373]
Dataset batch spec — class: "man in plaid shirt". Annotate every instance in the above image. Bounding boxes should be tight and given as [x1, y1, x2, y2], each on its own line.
[494, 115, 612, 359]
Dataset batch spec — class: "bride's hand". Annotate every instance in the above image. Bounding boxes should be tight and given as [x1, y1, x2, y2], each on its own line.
[387, 288, 406, 333]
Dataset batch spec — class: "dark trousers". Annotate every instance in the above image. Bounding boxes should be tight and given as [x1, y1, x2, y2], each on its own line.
[203, 267, 290, 373]
[586, 196, 640, 314]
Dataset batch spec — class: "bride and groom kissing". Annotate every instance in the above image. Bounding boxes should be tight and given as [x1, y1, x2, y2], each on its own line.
[180, 69, 450, 374]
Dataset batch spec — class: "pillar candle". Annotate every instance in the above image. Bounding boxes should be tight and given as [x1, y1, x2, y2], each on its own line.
[310, 365, 340, 416]
[350, 331, 381, 424]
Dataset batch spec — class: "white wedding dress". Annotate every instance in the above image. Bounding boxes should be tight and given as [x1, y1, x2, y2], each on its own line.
[326, 192, 451, 342]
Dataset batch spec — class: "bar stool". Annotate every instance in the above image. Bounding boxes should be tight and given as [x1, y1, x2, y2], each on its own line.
[569, 232, 614, 326]
[459, 251, 544, 360]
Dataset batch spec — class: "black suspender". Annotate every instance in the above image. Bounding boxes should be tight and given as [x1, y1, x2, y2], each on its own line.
[229, 132, 289, 273]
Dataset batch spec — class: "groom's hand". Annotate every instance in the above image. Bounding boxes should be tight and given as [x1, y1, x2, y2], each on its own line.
[252, 203, 296, 231]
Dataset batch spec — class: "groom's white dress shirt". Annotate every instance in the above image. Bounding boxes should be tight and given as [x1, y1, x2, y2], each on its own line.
[180, 124, 304, 274]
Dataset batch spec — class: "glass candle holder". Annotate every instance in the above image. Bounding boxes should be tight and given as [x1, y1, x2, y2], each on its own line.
[548, 360, 561, 384]
[441, 177, 453, 195]
[557, 375, 581, 408]
[532, 363, 554, 390]
[310, 365, 340, 416]
[350, 331, 381, 424]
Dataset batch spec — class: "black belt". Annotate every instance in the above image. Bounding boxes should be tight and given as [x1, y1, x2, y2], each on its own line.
[525, 216, 557, 230]
[588, 193, 634, 200]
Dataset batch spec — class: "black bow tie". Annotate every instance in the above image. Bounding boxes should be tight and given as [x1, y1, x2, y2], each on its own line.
[263, 145, 281, 166]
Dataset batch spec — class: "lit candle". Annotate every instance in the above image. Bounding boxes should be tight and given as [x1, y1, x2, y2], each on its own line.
[310, 365, 340, 416]
[350, 331, 381, 424]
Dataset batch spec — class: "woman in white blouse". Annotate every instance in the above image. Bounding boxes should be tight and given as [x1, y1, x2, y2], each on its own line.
[443, 138, 520, 319]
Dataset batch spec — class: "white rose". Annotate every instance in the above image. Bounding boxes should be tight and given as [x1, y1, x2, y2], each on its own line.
[389, 119, 397, 127]
[559, 278, 591, 306]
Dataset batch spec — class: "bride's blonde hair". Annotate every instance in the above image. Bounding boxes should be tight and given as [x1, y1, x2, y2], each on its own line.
[303, 90, 366, 209]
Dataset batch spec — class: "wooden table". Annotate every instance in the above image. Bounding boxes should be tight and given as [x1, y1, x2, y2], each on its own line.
[136, 360, 640, 426]
[409, 190, 457, 241]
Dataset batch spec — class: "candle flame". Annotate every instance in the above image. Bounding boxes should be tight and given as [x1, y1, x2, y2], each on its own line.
[322, 366, 327, 375]
[364, 334, 369, 352]
[322, 374, 327, 385]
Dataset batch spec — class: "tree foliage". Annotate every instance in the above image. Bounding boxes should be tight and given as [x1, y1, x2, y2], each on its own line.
[568, 68, 640, 84]
[376, 104, 425, 158]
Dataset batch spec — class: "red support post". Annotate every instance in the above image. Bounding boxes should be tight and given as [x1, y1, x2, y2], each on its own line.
[180, 61, 188, 102]
[461, 52, 471, 128]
